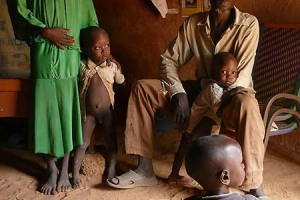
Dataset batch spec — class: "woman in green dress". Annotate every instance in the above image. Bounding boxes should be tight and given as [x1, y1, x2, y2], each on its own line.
[16, 0, 98, 195]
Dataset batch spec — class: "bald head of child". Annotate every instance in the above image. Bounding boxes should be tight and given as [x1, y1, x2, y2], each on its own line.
[185, 134, 245, 196]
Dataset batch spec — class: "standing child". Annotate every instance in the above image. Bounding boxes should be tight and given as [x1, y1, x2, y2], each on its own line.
[72, 26, 125, 188]
[185, 134, 259, 200]
[168, 52, 250, 186]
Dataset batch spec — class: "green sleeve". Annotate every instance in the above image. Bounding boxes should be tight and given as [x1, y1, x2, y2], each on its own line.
[85, 0, 99, 27]
[17, 0, 46, 28]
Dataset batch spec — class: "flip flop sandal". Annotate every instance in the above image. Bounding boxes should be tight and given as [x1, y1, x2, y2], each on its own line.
[106, 170, 158, 189]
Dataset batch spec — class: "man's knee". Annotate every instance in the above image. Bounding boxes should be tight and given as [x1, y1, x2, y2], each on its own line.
[232, 92, 258, 108]
[131, 79, 151, 94]
[131, 79, 162, 101]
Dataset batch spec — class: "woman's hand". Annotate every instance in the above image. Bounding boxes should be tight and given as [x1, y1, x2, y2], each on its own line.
[41, 28, 74, 49]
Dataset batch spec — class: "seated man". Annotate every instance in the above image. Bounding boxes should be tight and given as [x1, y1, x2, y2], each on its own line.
[107, 0, 266, 198]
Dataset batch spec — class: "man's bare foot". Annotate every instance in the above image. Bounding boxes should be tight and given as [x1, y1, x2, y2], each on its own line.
[56, 172, 71, 192]
[167, 175, 202, 189]
[104, 164, 116, 180]
[40, 171, 58, 195]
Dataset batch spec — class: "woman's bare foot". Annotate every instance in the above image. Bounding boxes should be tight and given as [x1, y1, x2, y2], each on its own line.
[56, 171, 71, 192]
[71, 175, 81, 189]
[40, 169, 58, 195]
[56, 153, 71, 192]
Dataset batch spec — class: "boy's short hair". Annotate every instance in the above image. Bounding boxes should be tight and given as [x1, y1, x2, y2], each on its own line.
[211, 52, 237, 79]
[185, 134, 241, 185]
[80, 26, 108, 49]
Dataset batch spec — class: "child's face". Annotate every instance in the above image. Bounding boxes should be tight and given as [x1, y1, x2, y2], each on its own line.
[216, 59, 238, 88]
[86, 33, 111, 65]
[227, 145, 245, 187]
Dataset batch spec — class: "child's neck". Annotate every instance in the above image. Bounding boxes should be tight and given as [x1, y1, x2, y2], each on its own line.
[88, 58, 105, 66]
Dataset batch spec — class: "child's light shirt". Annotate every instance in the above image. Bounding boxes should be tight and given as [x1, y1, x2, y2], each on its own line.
[186, 79, 234, 133]
[79, 58, 125, 120]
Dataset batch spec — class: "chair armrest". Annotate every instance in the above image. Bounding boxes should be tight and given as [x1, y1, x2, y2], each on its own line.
[264, 107, 300, 152]
[263, 93, 300, 127]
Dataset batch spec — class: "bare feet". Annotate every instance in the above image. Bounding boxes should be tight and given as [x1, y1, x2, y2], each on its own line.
[40, 170, 58, 195]
[167, 175, 202, 189]
[56, 171, 71, 192]
[71, 175, 81, 189]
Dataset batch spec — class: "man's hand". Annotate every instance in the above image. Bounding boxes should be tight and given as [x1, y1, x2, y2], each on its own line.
[41, 28, 74, 49]
[226, 86, 248, 98]
[171, 93, 190, 131]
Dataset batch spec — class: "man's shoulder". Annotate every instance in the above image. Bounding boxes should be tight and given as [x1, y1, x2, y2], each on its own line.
[235, 7, 258, 26]
[241, 12, 258, 23]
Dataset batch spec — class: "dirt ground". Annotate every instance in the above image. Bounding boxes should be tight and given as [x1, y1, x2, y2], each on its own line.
[0, 129, 300, 200]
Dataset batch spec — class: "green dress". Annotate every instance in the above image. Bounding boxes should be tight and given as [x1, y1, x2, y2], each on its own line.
[16, 0, 98, 158]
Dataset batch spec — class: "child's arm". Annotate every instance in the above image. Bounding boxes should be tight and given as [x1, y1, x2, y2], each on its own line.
[114, 60, 126, 88]
[107, 55, 121, 69]
[186, 83, 216, 133]
[111, 62, 126, 88]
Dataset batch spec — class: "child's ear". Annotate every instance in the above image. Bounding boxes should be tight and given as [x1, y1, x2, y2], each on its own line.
[220, 170, 230, 185]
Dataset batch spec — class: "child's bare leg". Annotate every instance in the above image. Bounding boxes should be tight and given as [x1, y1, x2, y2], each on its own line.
[101, 109, 117, 180]
[168, 117, 214, 187]
[78, 74, 112, 182]
[167, 132, 193, 185]
[40, 156, 58, 195]
[72, 114, 96, 188]
[56, 152, 71, 192]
